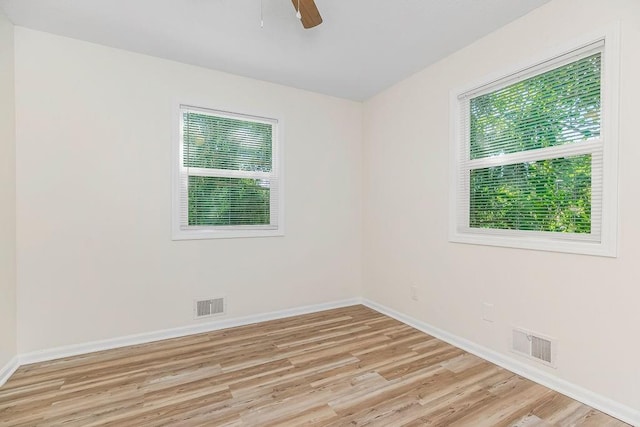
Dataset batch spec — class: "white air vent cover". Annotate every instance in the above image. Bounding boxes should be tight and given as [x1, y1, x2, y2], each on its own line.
[194, 297, 225, 319]
[511, 328, 556, 368]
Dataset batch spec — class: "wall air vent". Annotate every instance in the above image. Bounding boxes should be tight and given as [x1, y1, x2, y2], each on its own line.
[511, 328, 556, 368]
[194, 297, 225, 319]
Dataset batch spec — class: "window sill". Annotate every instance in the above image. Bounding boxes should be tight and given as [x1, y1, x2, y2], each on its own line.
[172, 228, 284, 241]
[449, 230, 616, 257]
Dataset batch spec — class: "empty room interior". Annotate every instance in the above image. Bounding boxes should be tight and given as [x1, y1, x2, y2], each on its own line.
[1, 0, 639, 425]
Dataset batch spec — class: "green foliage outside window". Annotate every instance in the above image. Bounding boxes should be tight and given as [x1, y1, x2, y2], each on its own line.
[188, 176, 270, 226]
[183, 112, 273, 226]
[468, 54, 601, 233]
[470, 156, 591, 233]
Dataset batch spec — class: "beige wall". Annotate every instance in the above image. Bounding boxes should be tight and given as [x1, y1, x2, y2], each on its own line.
[14, 28, 363, 353]
[0, 9, 16, 370]
[363, 0, 640, 411]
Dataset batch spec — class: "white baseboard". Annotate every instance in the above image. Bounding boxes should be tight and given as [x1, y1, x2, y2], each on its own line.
[19, 298, 363, 366]
[0, 355, 20, 387]
[362, 298, 640, 427]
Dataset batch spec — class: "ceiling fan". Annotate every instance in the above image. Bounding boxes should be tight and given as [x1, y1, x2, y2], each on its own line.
[291, 0, 322, 29]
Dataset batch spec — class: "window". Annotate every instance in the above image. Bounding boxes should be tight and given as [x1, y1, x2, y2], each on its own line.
[172, 105, 283, 239]
[450, 33, 619, 256]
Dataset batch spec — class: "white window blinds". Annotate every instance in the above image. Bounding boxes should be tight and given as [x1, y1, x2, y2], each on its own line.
[450, 34, 619, 256]
[174, 106, 282, 239]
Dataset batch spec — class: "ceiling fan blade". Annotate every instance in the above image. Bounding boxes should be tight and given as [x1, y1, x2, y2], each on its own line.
[291, 0, 323, 29]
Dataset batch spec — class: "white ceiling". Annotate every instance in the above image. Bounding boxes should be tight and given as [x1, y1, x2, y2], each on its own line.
[0, 0, 550, 100]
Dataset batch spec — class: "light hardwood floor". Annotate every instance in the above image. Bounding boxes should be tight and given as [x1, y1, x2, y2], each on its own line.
[0, 305, 630, 426]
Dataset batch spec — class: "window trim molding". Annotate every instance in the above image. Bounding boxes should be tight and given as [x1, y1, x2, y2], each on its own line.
[449, 24, 620, 257]
[171, 102, 285, 240]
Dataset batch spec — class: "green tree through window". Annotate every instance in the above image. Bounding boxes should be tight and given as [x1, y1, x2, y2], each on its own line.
[468, 53, 601, 233]
[182, 109, 276, 228]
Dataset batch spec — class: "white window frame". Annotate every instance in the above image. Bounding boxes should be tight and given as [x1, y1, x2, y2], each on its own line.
[172, 104, 284, 240]
[449, 26, 620, 257]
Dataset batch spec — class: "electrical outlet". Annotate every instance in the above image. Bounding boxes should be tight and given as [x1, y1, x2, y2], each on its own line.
[482, 302, 494, 323]
[411, 285, 419, 301]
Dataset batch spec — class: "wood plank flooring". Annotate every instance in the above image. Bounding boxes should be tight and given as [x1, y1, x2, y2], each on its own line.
[0, 305, 630, 426]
